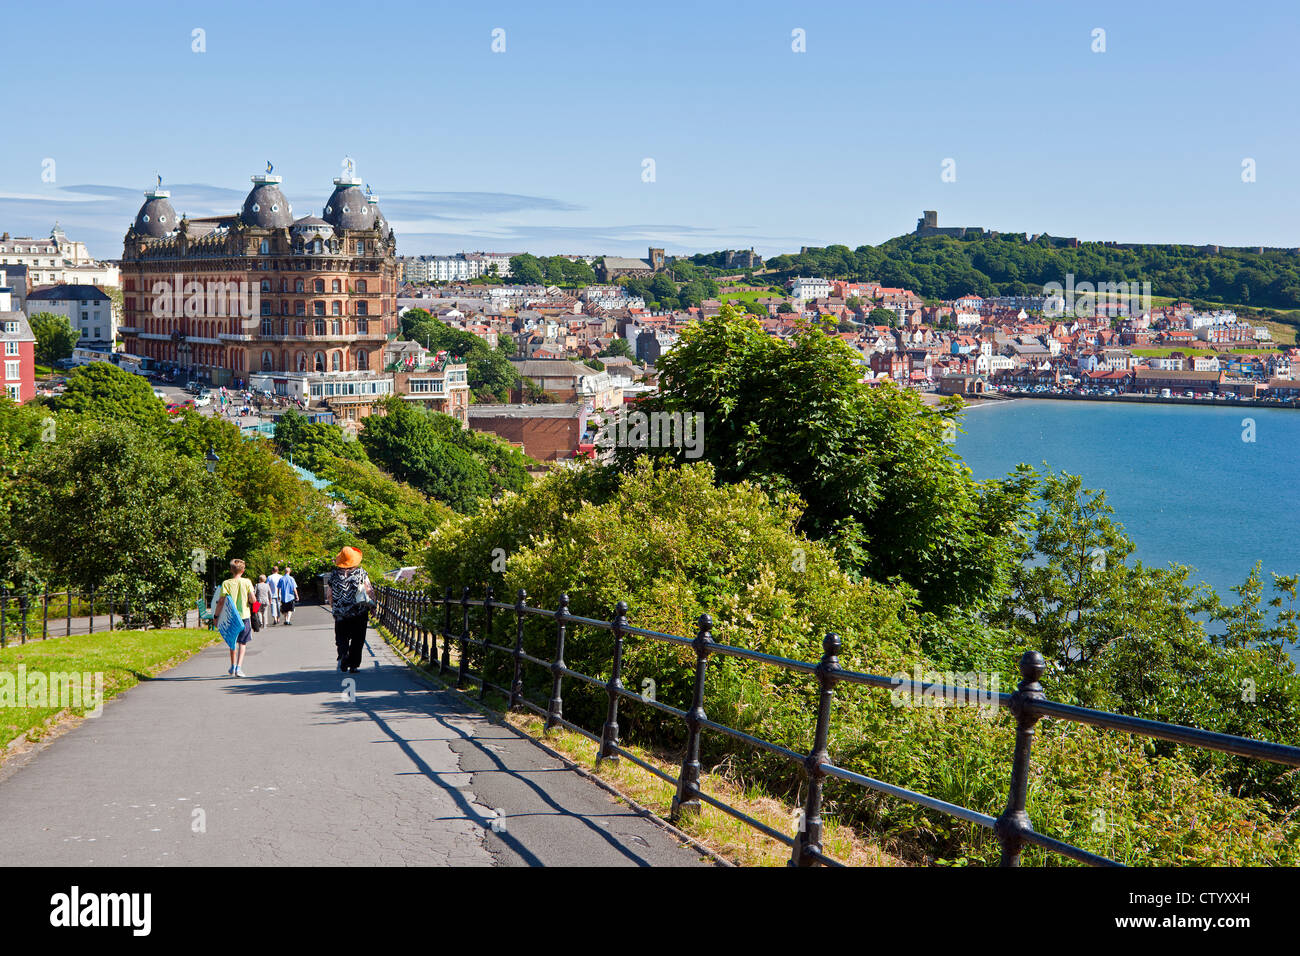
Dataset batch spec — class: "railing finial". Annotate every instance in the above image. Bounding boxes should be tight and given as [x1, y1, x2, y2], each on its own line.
[996, 649, 1048, 866]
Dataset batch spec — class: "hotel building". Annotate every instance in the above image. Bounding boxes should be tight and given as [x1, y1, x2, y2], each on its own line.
[119, 170, 399, 389]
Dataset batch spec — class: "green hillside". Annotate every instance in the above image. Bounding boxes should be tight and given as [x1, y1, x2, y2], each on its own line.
[763, 232, 1300, 328]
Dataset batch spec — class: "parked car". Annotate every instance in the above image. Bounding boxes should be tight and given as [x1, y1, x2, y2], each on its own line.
[193, 393, 212, 407]
[166, 401, 195, 415]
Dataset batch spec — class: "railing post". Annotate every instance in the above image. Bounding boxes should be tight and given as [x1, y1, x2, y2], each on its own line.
[419, 591, 429, 662]
[598, 601, 629, 766]
[1, 587, 7, 648]
[790, 633, 840, 867]
[671, 613, 713, 822]
[510, 589, 527, 710]
[18, 592, 28, 644]
[42, 586, 49, 640]
[479, 586, 494, 701]
[545, 594, 569, 733]
[66, 590, 71, 637]
[404, 590, 412, 649]
[108, 593, 115, 632]
[88, 587, 95, 634]
[457, 586, 471, 689]
[441, 586, 453, 675]
[995, 651, 1047, 867]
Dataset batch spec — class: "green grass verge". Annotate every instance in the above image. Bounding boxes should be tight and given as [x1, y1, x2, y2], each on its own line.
[0, 628, 216, 750]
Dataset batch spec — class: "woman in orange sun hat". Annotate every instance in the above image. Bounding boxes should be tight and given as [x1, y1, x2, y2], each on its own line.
[325, 546, 375, 673]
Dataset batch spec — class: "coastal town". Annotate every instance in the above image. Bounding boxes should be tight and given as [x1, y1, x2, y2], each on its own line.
[3, 192, 1299, 465]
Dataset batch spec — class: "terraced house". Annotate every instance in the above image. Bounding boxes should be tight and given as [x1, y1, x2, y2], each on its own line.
[118, 170, 399, 388]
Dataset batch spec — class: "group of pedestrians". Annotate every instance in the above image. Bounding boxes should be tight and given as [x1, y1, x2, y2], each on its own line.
[211, 550, 375, 678]
[212, 562, 299, 677]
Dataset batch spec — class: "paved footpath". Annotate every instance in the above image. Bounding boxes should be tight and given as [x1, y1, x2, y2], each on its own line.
[0, 605, 712, 867]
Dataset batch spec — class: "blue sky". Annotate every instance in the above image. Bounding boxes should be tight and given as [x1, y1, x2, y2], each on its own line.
[1, 0, 1296, 260]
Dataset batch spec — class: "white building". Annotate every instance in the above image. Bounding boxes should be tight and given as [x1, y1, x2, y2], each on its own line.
[790, 276, 831, 301]
[25, 283, 115, 347]
[0, 225, 119, 287]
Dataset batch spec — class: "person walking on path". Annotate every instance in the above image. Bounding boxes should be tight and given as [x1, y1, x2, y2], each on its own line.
[278, 566, 299, 626]
[326, 547, 375, 673]
[254, 574, 272, 630]
[267, 565, 283, 624]
[213, 559, 255, 677]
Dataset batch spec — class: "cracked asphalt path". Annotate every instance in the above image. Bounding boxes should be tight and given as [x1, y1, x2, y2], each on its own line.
[0, 605, 713, 867]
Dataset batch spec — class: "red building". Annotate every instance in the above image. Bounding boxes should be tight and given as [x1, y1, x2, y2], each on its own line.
[119, 170, 398, 386]
[1, 285, 36, 403]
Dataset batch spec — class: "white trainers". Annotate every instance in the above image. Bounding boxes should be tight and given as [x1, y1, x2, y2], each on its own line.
[234, 666, 246, 677]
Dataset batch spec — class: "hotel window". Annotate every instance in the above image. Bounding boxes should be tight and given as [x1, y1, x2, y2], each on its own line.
[314, 351, 325, 372]
[332, 320, 341, 335]
[262, 319, 274, 335]
[261, 301, 272, 316]
[331, 351, 342, 371]
[4, 341, 17, 355]
[314, 301, 325, 316]
[261, 280, 271, 292]
[295, 301, 305, 316]
[356, 318, 368, 334]
[331, 301, 341, 316]
[5, 384, 18, 402]
[314, 279, 324, 293]
[4, 360, 19, 380]
[295, 279, 305, 293]
[357, 350, 368, 370]
[260, 240, 270, 254]
[356, 240, 365, 254]
[331, 279, 341, 293]
[262, 350, 273, 371]
[356, 280, 367, 293]
[356, 301, 367, 316]
[315, 318, 326, 335]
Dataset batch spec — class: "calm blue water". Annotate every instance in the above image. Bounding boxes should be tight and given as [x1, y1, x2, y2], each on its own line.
[955, 399, 1300, 657]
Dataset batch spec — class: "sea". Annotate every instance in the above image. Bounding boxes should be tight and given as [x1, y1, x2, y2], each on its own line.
[954, 398, 1300, 661]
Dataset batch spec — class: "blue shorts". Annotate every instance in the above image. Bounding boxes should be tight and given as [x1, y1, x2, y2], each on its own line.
[237, 618, 253, 645]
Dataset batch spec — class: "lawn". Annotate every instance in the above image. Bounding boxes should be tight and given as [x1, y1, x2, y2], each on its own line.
[0, 628, 216, 750]
[716, 287, 785, 308]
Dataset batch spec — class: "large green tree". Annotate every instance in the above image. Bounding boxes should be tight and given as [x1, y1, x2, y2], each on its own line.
[28, 311, 79, 366]
[613, 306, 1033, 611]
[11, 418, 230, 623]
[50, 361, 168, 429]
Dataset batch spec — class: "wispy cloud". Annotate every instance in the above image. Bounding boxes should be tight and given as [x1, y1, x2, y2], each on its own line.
[0, 181, 810, 259]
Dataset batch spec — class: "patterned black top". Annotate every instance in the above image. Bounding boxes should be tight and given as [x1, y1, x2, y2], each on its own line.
[328, 567, 372, 620]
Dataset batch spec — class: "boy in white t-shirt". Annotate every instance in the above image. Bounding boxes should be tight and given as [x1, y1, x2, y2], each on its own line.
[267, 566, 283, 625]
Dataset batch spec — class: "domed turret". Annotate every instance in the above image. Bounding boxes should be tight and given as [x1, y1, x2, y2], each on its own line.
[134, 187, 177, 238]
[322, 175, 372, 230]
[240, 173, 293, 229]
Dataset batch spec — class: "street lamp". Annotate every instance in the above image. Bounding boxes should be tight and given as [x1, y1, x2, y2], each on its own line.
[205, 446, 219, 474]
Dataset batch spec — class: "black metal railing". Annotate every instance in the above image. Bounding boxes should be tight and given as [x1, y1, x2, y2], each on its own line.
[0, 588, 214, 646]
[372, 584, 1300, 868]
